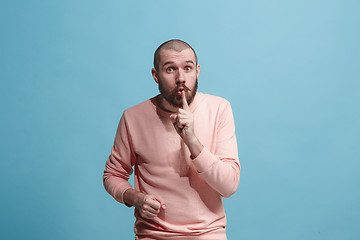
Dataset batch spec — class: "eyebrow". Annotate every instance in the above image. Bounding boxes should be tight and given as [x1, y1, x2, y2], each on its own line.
[163, 60, 195, 66]
[163, 61, 174, 66]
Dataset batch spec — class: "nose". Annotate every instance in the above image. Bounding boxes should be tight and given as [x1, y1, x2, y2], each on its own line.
[176, 69, 185, 85]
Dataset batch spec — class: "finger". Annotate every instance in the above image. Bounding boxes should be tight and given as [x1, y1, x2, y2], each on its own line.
[142, 198, 161, 216]
[182, 91, 190, 111]
[141, 211, 157, 219]
[177, 113, 189, 119]
[142, 205, 158, 215]
[179, 109, 192, 116]
[151, 196, 165, 210]
[146, 206, 160, 215]
[176, 119, 185, 128]
[170, 114, 178, 122]
[148, 196, 161, 211]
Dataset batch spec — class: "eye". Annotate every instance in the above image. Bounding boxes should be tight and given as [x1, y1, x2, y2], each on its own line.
[166, 67, 174, 72]
[184, 66, 192, 71]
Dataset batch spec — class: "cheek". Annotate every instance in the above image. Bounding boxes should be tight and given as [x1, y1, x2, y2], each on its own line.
[188, 73, 198, 83]
[160, 80, 172, 88]
[159, 78, 174, 89]
[161, 75, 176, 84]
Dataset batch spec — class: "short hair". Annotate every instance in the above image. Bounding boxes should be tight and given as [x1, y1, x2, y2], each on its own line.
[153, 39, 198, 71]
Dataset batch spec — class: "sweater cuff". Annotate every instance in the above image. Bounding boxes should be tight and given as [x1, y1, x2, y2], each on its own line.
[191, 147, 217, 173]
[113, 183, 133, 206]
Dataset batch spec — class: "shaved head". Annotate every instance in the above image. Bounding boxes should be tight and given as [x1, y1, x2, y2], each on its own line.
[154, 39, 198, 71]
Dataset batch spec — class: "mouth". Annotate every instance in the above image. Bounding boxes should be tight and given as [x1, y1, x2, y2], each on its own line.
[176, 84, 191, 96]
[177, 87, 185, 96]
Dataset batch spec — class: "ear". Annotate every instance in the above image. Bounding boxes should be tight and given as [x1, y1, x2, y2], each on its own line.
[196, 64, 200, 79]
[152, 68, 159, 84]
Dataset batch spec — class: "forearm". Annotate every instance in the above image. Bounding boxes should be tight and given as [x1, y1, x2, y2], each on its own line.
[123, 188, 145, 207]
[184, 134, 239, 197]
[104, 113, 137, 204]
[191, 146, 240, 198]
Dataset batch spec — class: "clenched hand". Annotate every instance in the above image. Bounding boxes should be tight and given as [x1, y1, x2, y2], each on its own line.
[123, 189, 163, 220]
[137, 194, 162, 219]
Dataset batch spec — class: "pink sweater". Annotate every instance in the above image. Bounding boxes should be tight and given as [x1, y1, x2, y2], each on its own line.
[103, 92, 240, 240]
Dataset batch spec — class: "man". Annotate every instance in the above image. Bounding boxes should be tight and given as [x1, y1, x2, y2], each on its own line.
[103, 39, 240, 240]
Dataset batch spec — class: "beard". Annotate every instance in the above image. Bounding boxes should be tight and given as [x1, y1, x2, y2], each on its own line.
[158, 77, 198, 108]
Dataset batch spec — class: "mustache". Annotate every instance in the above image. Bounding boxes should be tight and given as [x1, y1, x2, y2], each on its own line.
[175, 83, 191, 92]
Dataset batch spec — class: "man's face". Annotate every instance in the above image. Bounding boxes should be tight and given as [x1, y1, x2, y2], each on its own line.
[152, 48, 200, 108]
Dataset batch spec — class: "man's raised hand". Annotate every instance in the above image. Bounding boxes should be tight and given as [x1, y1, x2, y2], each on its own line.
[170, 91, 195, 143]
[170, 91, 204, 158]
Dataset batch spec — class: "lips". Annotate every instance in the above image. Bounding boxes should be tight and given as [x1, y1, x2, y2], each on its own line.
[177, 87, 185, 96]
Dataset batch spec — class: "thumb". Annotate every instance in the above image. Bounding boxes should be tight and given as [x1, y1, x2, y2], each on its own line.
[149, 195, 166, 210]
[147, 195, 162, 209]
[170, 114, 178, 122]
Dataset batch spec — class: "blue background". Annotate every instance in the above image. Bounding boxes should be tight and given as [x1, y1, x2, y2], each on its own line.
[1, 0, 359, 239]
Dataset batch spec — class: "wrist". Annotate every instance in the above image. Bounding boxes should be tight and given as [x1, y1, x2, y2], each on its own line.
[123, 189, 145, 208]
[185, 136, 204, 159]
[184, 135, 199, 146]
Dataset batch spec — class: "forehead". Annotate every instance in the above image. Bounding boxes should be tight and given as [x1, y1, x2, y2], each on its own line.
[158, 48, 196, 66]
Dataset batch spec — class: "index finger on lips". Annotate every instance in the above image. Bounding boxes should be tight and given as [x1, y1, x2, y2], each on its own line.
[182, 91, 190, 111]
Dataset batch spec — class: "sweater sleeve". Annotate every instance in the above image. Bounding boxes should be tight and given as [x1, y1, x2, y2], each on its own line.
[103, 113, 136, 204]
[191, 101, 240, 198]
